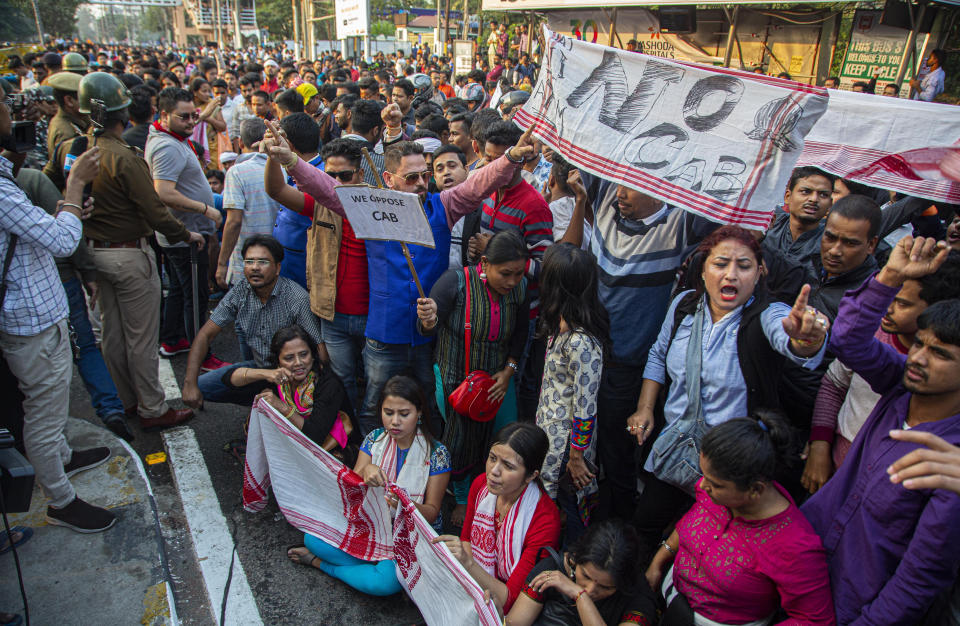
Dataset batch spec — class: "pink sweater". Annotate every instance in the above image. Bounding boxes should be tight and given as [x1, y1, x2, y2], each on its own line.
[674, 481, 835, 625]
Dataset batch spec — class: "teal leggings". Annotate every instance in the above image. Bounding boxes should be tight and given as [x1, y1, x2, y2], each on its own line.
[303, 533, 403, 596]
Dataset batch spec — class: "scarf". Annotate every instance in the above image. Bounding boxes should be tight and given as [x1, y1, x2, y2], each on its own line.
[469, 480, 540, 581]
[151, 120, 201, 160]
[277, 370, 316, 416]
[369, 430, 432, 504]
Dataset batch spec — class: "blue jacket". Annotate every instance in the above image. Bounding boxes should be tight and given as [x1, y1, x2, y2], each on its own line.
[364, 192, 451, 346]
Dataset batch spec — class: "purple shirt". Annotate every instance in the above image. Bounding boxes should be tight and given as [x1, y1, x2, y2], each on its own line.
[801, 276, 960, 625]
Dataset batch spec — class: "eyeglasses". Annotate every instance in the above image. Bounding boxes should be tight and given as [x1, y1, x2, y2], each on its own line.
[391, 170, 431, 185]
[173, 111, 201, 121]
[326, 169, 357, 182]
[243, 259, 272, 267]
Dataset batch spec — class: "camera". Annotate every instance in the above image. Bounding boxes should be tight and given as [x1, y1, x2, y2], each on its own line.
[7, 88, 50, 116]
[0, 428, 34, 513]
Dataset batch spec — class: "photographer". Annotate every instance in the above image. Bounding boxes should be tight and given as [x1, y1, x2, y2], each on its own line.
[0, 95, 117, 533]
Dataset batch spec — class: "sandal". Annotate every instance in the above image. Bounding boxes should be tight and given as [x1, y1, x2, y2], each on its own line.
[0, 527, 32, 555]
[286, 544, 320, 568]
[223, 439, 246, 461]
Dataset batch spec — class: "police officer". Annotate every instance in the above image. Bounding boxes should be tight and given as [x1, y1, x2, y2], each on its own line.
[42, 71, 89, 190]
[62, 52, 90, 76]
[68, 72, 205, 430]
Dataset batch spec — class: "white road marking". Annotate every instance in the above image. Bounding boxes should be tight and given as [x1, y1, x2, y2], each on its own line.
[118, 438, 180, 626]
[163, 427, 262, 626]
[158, 358, 182, 402]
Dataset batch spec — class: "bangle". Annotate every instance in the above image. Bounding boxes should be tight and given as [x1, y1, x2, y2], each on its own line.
[285, 407, 297, 419]
[199, 204, 208, 215]
[506, 361, 518, 372]
[660, 540, 675, 556]
[505, 148, 524, 163]
[241, 368, 247, 384]
[574, 589, 587, 603]
[284, 154, 298, 169]
[60, 202, 83, 212]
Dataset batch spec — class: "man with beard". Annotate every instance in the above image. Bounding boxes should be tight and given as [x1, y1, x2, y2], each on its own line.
[802, 235, 960, 625]
[262, 122, 537, 433]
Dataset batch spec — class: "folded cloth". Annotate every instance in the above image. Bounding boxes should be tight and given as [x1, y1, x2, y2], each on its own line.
[243, 400, 500, 625]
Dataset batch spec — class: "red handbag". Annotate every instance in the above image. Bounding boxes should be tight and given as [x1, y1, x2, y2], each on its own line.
[447, 267, 503, 422]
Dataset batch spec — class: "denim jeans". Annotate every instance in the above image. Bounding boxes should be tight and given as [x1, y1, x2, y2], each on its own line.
[63, 278, 125, 420]
[360, 338, 435, 435]
[197, 360, 258, 406]
[160, 244, 209, 346]
[321, 312, 367, 416]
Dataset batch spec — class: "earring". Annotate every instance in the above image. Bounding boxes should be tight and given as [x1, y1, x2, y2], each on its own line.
[479, 265, 487, 281]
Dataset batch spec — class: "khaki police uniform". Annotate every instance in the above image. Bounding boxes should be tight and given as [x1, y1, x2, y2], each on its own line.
[63, 131, 193, 418]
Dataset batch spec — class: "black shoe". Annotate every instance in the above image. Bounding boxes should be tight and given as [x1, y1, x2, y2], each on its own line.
[103, 415, 135, 443]
[46, 497, 117, 533]
[64, 447, 111, 478]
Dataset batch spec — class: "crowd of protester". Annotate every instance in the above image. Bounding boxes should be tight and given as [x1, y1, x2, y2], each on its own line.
[1, 33, 960, 626]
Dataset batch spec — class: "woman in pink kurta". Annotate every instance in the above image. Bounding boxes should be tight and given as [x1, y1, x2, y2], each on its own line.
[646, 412, 835, 626]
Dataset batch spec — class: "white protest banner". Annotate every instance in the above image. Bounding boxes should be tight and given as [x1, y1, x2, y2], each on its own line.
[393, 491, 502, 626]
[515, 26, 829, 229]
[796, 89, 960, 204]
[243, 401, 500, 626]
[334, 185, 436, 248]
[243, 400, 394, 561]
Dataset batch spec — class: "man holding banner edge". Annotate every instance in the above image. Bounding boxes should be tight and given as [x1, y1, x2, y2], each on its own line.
[261, 121, 538, 433]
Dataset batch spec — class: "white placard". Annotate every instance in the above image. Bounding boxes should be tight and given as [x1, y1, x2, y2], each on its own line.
[454, 40, 474, 80]
[335, 0, 369, 39]
[334, 185, 436, 248]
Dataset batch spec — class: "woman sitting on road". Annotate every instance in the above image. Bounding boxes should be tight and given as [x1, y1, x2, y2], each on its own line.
[628, 225, 830, 562]
[645, 412, 835, 625]
[505, 519, 658, 626]
[231, 324, 361, 463]
[417, 230, 530, 527]
[287, 376, 451, 596]
[434, 422, 561, 614]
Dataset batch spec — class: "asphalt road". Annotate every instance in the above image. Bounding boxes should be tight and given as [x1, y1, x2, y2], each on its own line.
[68, 321, 427, 625]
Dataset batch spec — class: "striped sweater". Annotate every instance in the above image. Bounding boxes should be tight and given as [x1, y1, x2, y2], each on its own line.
[479, 178, 553, 319]
[580, 171, 717, 366]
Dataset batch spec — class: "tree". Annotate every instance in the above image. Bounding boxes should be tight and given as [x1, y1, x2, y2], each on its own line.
[255, 0, 293, 39]
[0, 0, 38, 42]
[11, 0, 83, 39]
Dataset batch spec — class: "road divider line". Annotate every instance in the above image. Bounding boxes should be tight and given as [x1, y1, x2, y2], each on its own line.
[158, 358, 182, 403]
[163, 427, 262, 626]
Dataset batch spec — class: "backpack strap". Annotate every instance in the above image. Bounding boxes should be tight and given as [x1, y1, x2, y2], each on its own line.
[462, 266, 472, 377]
